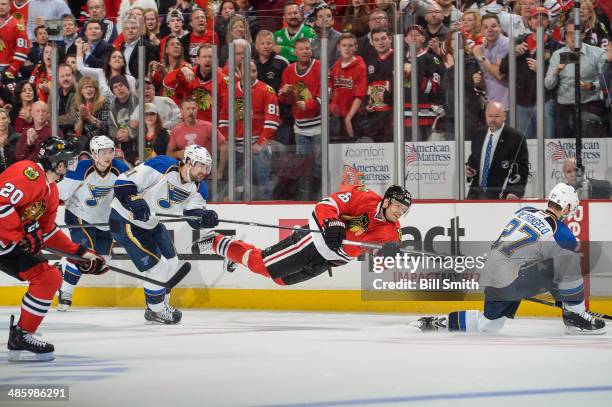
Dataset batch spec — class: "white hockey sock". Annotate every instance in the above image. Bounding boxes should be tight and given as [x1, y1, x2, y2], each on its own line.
[563, 300, 586, 314]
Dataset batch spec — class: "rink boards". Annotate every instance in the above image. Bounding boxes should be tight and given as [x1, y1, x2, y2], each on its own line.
[0, 200, 611, 315]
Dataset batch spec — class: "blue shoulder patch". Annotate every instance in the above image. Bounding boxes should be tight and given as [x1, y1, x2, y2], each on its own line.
[554, 220, 577, 251]
[111, 158, 130, 173]
[66, 159, 94, 181]
[514, 206, 538, 214]
[197, 181, 209, 201]
[144, 155, 179, 174]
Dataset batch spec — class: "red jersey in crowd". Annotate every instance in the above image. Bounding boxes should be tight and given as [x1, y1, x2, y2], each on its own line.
[0, 15, 29, 76]
[184, 31, 219, 64]
[219, 79, 280, 145]
[163, 66, 224, 122]
[9, 0, 29, 26]
[0, 161, 80, 255]
[279, 59, 321, 135]
[314, 184, 401, 258]
[28, 64, 51, 103]
[329, 56, 367, 117]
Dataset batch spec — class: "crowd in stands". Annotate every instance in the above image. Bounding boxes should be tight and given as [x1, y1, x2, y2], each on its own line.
[0, 0, 610, 200]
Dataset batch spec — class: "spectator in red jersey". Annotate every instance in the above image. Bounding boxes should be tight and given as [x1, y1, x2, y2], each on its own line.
[29, 44, 53, 103]
[181, 8, 219, 64]
[163, 44, 224, 122]
[149, 35, 189, 91]
[0, 0, 29, 81]
[15, 100, 61, 161]
[329, 33, 367, 143]
[278, 38, 321, 199]
[219, 59, 280, 199]
[166, 98, 227, 172]
[9, 82, 37, 134]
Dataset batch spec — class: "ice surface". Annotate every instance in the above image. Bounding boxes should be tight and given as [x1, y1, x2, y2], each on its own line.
[1, 308, 611, 407]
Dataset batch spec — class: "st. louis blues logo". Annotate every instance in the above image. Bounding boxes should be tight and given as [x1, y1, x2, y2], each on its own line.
[157, 182, 191, 209]
[86, 185, 113, 206]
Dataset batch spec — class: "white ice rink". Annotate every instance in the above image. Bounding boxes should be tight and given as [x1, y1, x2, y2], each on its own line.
[1, 308, 612, 407]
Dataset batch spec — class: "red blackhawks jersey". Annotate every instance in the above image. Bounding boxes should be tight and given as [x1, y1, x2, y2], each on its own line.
[163, 66, 224, 122]
[0, 161, 81, 256]
[219, 79, 280, 145]
[0, 16, 29, 76]
[9, 0, 29, 26]
[329, 56, 368, 117]
[279, 59, 321, 135]
[311, 185, 401, 262]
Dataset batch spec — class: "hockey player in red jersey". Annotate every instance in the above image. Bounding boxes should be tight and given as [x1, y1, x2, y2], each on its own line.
[0, 0, 29, 79]
[193, 185, 410, 285]
[0, 138, 108, 362]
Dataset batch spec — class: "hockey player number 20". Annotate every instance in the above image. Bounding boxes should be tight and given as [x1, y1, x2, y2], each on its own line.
[0, 182, 24, 205]
[492, 218, 540, 257]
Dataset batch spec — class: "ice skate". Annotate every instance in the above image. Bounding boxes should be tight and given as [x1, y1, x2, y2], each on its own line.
[144, 306, 182, 325]
[563, 310, 606, 335]
[7, 315, 55, 362]
[409, 316, 448, 332]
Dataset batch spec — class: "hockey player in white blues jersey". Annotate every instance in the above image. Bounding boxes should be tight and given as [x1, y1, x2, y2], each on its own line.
[56, 136, 129, 311]
[415, 183, 606, 335]
[109, 144, 219, 324]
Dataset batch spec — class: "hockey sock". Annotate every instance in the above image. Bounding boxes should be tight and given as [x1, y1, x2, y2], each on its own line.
[213, 235, 271, 278]
[562, 300, 586, 314]
[17, 263, 62, 333]
[60, 261, 81, 295]
[558, 279, 584, 304]
[143, 259, 169, 313]
[448, 310, 481, 332]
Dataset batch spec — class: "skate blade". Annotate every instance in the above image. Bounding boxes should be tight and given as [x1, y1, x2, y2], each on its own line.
[565, 326, 607, 335]
[8, 350, 55, 362]
[57, 304, 70, 312]
[145, 319, 181, 325]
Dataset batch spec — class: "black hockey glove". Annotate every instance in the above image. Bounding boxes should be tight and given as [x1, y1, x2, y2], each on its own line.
[380, 242, 401, 258]
[323, 218, 346, 251]
[19, 221, 43, 255]
[184, 209, 219, 229]
[72, 246, 109, 275]
[126, 195, 150, 222]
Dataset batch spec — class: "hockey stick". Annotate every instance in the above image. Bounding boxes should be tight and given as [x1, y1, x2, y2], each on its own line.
[525, 297, 612, 320]
[44, 247, 191, 289]
[158, 213, 322, 234]
[58, 218, 190, 230]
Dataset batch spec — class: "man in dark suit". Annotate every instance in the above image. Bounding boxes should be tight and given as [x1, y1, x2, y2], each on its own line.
[466, 102, 529, 199]
[81, 19, 114, 68]
[563, 158, 612, 199]
[119, 18, 159, 79]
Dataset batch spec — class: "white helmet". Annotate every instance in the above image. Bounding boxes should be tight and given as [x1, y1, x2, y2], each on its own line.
[548, 182, 579, 217]
[183, 144, 212, 172]
[89, 136, 115, 162]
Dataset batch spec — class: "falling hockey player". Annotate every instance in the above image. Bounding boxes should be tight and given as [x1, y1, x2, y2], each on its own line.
[0, 138, 108, 362]
[192, 184, 409, 285]
[56, 136, 129, 310]
[413, 182, 606, 335]
[109, 144, 219, 324]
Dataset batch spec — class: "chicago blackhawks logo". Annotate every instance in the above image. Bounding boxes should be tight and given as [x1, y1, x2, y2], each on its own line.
[158, 182, 191, 209]
[340, 213, 370, 235]
[193, 87, 212, 112]
[294, 81, 312, 102]
[23, 166, 40, 181]
[22, 201, 46, 221]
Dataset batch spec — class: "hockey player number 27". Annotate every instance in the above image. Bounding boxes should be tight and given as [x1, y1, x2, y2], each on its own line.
[492, 218, 540, 257]
[0, 182, 24, 205]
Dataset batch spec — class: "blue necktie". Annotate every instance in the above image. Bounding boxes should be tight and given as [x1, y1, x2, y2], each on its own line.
[481, 134, 493, 192]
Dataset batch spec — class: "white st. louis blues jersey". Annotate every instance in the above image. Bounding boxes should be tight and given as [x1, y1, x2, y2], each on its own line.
[483, 206, 578, 288]
[111, 155, 209, 230]
[58, 159, 129, 230]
